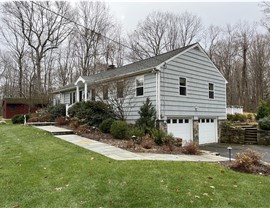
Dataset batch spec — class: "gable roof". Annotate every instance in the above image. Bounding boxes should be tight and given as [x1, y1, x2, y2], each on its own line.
[80, 43, 197, 84]
[56, 42, 227, 93]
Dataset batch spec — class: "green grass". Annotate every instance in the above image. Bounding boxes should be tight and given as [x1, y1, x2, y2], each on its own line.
[1, 124, 270, 208]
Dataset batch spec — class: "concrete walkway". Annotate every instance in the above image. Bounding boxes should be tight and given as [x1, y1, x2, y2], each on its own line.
[34, 125, 229, 162]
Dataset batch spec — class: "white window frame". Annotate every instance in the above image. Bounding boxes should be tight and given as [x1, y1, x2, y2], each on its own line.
[209, 83, 214, 99]
[179, 77, 187, 96]
[117, 81, 124, 99]
[103, 85, 109, 100]
[135, 75, 144, 97]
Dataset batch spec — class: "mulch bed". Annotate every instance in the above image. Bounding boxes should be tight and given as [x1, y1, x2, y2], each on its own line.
[62, 124, 270, 177]
[219, 161, 270, 177]
[72, 125, 186, 155]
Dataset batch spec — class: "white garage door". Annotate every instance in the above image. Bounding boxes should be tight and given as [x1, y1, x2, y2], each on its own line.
[199, 118, 217, 144]
[167, 118, 192, 142]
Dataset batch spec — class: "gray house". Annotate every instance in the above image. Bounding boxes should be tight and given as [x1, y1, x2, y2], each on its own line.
[54, 43, 227, 144]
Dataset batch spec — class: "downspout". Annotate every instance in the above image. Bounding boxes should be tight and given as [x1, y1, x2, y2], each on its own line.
[154, 68, 161, 120]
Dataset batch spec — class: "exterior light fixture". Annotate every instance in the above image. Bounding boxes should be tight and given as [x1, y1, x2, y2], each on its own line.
[227, 146, 232, 162]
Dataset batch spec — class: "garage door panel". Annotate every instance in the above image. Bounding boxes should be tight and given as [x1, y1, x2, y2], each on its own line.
[199, 118, 216, 144]
[167, 118, 192, 142]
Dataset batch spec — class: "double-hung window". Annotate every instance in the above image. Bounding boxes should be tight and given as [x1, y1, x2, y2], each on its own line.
[117, 81, 124, 98]
[91, 89, 96, 101]
[179, 77, 187, 96]
[136, 76, 144, 96]
[209, 83, 214, 99]
[70, 92, 76, 104]
[103, 85, 108, 100]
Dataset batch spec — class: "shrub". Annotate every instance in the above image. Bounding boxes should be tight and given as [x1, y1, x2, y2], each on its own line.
[181, 140, 201, 155]
[128, 127, 144, 138]
[163, 134, 174, 145]
[227, 113, 247, 122]
[110, 120, 128, 139]
[48, 104, 66, 120]
[256, 100, 270, 120]
[258, 116, 270, 130]
[151, 128, 166, 145]
[246, 113, 254, 122]
[68, 101, 115, 126]
[136, 97, 156, 134]
[12, 114, 30, 124]
[231, 149, 262, 173]
[128, 127, 145, 144]
[27, 114, 52, 122]
[55, 116, 69, 126]
[141, 136, 154, 149]
[99, 118, 115, 133]
[70, 118, 80, 129]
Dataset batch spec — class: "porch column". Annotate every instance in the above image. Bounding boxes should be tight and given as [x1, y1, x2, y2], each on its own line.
[76, 85, 79, 102]
[84, 83, 87, 101]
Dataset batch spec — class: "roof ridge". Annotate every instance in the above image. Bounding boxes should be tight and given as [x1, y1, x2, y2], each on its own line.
[117, 42, 197, 70]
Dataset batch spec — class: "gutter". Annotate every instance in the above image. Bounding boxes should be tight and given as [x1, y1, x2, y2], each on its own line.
[92, 67, 154, 84]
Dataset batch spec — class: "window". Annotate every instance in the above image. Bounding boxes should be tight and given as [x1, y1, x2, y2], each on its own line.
[172, 119, 177, 123]
[91, 89, 96, 101]
[179, 77, 187, 96]
[70, 92, 76, 104]
[117, 81, 124, 98]
[103, 85, 108, 100]
[79, 90, 83, 101]
[167, 119, 171, 124]
[136, 76, 144, 96]
[209, 83, 214, 99]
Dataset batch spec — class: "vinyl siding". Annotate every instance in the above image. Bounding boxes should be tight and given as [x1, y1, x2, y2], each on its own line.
[160, 47, 227, 120]
[125, 73, 157, 123]
[59, 73, 157, 123]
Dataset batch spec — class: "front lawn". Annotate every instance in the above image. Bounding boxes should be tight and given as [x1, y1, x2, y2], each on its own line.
[1, 124, 270, 207]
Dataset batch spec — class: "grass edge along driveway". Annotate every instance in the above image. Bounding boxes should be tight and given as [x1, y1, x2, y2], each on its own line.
[0, 124, 270, 208]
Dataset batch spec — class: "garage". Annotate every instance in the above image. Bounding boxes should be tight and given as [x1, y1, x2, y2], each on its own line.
[199, 118, 217, 144]
[167, 118, 192, 142]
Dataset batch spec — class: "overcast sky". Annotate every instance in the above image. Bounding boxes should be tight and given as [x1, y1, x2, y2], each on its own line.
[106, 1, 264, 33]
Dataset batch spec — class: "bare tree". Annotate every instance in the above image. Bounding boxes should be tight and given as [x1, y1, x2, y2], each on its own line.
[128, 11, 203, 61]
[249, 34, 270, 109]
[0, 12, 27, 97]
[73, 1, 115, 76]
[234, 21, 255, 110]
[203, 25, 222, 60]
[2, 1, 72, 95]
[178, 11, 203, 46]
[94, 78, 136, 120]
[55, 36, 77, 87]
[260, 1, 270, 32]
[0, 52, 18, 97]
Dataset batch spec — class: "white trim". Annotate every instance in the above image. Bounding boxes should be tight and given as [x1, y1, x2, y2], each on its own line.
[208, 82, 215, 100]
[76, 86, 79, 102]
[91, 68, 153, 85]
[155, 70, 159, 119]
[84, 83, 88, 101]
[75, 76, 86, 85]
[179, 77, 187, 96]
[156, 43, 228, 84]
[157, 69, 161, 119]
[135, 75, 144, 97]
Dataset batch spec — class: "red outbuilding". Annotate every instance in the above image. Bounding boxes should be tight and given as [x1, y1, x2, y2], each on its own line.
[2, 98, 48, 119]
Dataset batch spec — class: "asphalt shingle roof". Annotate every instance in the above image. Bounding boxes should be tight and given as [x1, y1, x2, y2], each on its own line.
[56, 43, 197, 92]
[82, 43, 197, 83]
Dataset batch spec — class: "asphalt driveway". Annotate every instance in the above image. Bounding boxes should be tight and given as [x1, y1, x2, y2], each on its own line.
[200, 143, 270, 163]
